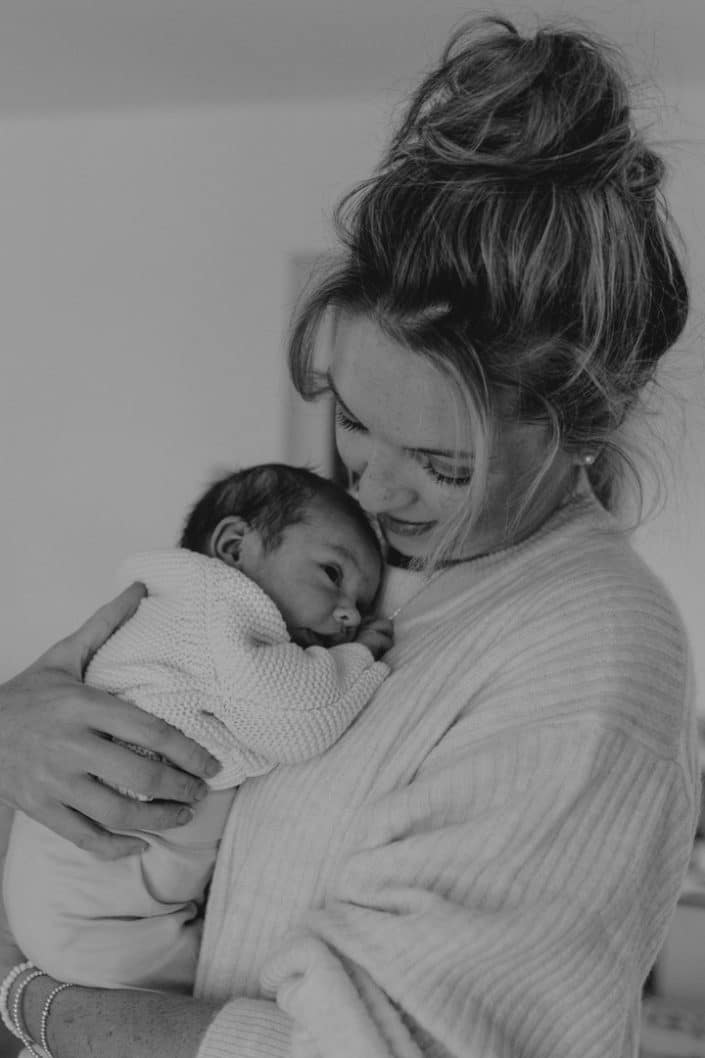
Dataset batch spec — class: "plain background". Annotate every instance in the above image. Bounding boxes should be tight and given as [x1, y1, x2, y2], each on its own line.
[0, 1, 703, 717]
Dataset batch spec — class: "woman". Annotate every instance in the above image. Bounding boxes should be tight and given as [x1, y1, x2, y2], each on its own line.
[0, 16, 699, 1058]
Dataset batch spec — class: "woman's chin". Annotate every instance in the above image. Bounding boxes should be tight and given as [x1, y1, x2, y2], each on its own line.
[386, 540, 426, 560]
[379, 526, 436, 564]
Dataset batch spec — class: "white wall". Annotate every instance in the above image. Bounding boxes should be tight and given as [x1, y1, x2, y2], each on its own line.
[0, 99, 389, 676]
[0, 88, 703, 714]
[632, 81, 705, 715]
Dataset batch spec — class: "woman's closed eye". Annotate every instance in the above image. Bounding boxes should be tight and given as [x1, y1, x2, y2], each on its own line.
[335, 407, 365, 433]
[420, 457, 473, 487]
[336, 400, 471, 486]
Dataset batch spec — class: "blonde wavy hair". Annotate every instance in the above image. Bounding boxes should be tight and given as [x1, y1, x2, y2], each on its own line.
[288, 17, 689, 566]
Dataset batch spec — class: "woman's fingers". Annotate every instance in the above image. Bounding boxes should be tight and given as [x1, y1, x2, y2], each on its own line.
[62, 775, 197, 842]
[31, 693, 217, 828]
[0, 615, 221, 855]
[78, 732, 210, 808]
[35, 800, 149, 861]
[40, 582, 147, 678]
[92, 698, 221, 787]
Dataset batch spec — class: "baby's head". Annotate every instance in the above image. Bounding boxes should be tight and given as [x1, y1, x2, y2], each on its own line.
[180, 464, 383, 647]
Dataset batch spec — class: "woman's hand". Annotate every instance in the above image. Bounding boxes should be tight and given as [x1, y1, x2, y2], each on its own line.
[0, 584, 221, 859]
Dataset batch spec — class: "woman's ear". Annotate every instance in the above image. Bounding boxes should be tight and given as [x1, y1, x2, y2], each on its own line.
[208, 516, 251, 568]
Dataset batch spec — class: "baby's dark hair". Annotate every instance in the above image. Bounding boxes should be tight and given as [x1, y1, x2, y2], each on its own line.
[180, 462, 382, 560]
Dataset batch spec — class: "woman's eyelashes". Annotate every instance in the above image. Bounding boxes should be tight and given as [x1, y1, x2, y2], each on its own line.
[420, 458, 473, 487]
[334, 407, 365, 433]
[335, 404, 471, 488]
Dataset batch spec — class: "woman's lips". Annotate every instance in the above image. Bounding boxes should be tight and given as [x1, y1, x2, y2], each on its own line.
[378, 514, 436, 538]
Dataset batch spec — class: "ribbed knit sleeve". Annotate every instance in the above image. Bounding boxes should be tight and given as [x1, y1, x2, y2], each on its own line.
[193, 499, 700, 1058]
[199, 722, 695, 1058]
[197, 1000, 292, 1058]
[305, 730, 693, 1057]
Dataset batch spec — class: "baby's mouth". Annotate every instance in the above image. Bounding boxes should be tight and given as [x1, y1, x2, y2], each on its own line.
[293, 628, 341, 648]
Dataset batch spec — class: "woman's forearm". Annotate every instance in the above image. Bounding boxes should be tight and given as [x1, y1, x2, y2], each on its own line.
[21, 972, 221, 1058]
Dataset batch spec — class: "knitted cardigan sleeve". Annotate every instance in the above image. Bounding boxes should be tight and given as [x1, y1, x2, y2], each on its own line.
[196, 604, 700, 1058]
[205, 572, 390, 767]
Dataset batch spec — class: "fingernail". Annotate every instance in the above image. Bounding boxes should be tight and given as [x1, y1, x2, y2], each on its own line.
[177, 807, 193, 824]
[193, 783, 209, 801]
[205, 758, 222, 778]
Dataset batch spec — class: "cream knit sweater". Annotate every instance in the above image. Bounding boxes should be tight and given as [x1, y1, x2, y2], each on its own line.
[193, 495, 700, 1058]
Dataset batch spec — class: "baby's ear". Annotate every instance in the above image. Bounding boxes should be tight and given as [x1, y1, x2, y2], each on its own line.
[208, 516, 250, 568]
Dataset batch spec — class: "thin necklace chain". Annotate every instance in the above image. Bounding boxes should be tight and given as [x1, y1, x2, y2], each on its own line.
[388, 566, 450, 620]
[385, 491, 583, 621]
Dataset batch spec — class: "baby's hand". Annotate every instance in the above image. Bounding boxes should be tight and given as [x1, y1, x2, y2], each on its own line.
[355, 616, 393, 659]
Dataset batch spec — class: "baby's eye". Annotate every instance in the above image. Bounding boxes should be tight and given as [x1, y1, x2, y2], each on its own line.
[323, 564, 342, 585]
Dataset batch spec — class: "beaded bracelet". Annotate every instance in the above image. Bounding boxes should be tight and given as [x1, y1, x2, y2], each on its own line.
[13, 970, 46, 1057]
[40, 981, 73, 1058]
[9, 966, 46, 1057]
[0, 960, 34, 1037]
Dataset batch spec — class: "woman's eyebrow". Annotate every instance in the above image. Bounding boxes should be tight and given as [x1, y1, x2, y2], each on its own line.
[326, 371, 473, 461]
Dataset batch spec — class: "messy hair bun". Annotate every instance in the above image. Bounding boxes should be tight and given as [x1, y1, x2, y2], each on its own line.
[289, 16, 689, 554]
[389, 17, 658, 193]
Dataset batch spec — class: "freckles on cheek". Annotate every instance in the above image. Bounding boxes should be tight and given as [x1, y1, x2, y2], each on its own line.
[435, 489, 467, 517]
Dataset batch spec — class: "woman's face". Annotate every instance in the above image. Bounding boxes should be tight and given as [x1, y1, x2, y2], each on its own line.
[329, 313, 574, 562]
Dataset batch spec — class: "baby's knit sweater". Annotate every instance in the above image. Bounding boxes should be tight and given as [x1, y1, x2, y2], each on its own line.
[3, 550, 390, 993]
[87, 550, 390, 788]
[193, 495, 700, 1058]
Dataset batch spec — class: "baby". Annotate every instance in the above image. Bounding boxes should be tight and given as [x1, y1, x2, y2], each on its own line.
[3, 463, 391, 993]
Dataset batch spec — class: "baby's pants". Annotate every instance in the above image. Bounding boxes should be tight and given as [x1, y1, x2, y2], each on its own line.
[3, 788, 235, 992]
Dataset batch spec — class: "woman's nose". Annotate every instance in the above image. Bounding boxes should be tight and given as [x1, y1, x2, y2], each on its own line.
[356, 461, 414, 513]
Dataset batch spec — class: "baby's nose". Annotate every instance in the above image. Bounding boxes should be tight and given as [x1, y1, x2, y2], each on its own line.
[333, 602, 361, 630]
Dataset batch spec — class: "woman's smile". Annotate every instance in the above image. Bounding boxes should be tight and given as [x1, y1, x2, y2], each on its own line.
[377, 513, 437, 537]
